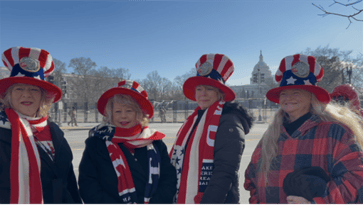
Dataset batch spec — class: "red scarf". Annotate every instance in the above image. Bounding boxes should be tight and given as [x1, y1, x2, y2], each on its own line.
[4, 108, 47, 204]
[170, 101, 224, 204]
[91, 123, 165, 203]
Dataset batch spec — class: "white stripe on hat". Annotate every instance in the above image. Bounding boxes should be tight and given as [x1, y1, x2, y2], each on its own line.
[43, 53, 53, 71]
[284, 55, 294, 71]
[314, 61, 322, 78]
[135, 84, 143, 93]
[12, 47, 20, 65]
[299, 55, 308, 68]
[223, 65, 234, 81]
[217, 55, 228, 74]
[29, 48, 41, 62]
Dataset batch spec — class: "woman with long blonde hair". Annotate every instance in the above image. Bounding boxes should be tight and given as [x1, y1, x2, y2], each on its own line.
[244, 54, 363, 204]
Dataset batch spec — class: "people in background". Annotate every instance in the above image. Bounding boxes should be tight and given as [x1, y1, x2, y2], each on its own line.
[244, 54, 363, 204]
[78, 80, 176, 204]
[68, 106, 78, 126]
[170, 53, 254, 204]
[0, 46, 82, 204]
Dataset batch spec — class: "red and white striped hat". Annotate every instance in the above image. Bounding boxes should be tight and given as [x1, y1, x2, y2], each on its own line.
[266, 54, 330, 104]
[183, 53, 236, 101]
[0, 46, 62, 102]
[97, 80, 154, 118]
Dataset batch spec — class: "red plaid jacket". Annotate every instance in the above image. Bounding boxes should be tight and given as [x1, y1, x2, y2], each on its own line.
[244, 115, 363, 204]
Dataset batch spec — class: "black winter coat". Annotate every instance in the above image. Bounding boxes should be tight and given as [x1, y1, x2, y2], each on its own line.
[199, 101, 253, 204]
[78, 136, 177, 204]
[0, 121, 82, 204]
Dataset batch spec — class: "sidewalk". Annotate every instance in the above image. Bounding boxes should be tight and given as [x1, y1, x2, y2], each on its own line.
[59, 122, 100, 130]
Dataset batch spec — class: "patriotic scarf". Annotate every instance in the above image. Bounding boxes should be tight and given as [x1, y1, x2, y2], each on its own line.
[90, 123, 165, 204]
[170, 101, 224, 204]
[0, 109, 48, 204]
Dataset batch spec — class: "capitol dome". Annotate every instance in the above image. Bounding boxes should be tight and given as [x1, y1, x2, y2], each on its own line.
[250, 51, 273, 85]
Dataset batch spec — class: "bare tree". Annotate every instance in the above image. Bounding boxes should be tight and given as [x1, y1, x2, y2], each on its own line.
[313, 0, 363, 28]
[174, 68, 196, 90]
[300, 45, 363, 92]
[68, 57, 98, 104]
[52, 58, 66, 93]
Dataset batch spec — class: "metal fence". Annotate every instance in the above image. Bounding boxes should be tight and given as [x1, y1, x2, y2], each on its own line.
[49, 100, 278, 124]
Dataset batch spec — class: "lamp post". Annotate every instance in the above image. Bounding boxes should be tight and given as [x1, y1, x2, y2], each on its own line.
[340, 61, 357, 84]
[257, 68, 262, 121]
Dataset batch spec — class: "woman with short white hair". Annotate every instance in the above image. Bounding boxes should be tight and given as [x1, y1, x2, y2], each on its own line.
[78, 80, 176, 204]
[0, 47, 82, 204]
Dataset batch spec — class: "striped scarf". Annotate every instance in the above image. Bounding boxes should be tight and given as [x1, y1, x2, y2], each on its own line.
[0, 109, 48, 204]
[170, 101, 224, 204]
[90, 123, 165, 203]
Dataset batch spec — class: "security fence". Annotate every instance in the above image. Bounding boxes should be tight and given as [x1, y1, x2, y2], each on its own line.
[49, 99, 279, 124]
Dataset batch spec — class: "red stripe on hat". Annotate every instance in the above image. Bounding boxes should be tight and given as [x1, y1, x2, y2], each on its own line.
[141, 91, 148, 98]
[291, 54, 300, 66]
[198, 54, 207, 67]
[132, 81, 139, 90]
[213, 54, 223, 71]
[4, 48, 14, 67]
[38, 49, 49, 69]
[18, 47, 31, 61]
[307, 56, 316, 73]
[276, 58, 286, 82]
[315, 66, 324, 82]
[118, 80, 126, 87]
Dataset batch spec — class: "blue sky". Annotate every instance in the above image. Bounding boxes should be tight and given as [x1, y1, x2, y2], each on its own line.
[0, 0, 362, 86]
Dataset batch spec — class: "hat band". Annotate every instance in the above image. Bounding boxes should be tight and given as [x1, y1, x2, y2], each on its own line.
[279, 70, 316, 87]
[10, 64, 45, 80]
[197, 69, 225, 84]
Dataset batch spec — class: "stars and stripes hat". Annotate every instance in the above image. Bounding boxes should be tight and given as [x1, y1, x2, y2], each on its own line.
[183, 53, 236, 102]
[97, 80, 154, 118]
[0, 46, 62, 102]
[266, 54, 330, 104]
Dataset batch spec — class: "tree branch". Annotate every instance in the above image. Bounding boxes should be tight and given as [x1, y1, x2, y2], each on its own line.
[313, 0, 363, 29]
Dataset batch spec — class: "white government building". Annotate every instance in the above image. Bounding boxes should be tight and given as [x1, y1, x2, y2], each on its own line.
[229, 51, 276, 108]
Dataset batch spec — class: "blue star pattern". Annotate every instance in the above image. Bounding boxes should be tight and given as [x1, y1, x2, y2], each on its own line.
[0, 111, 10, 129]
[89, 123, 115, 141]
[170, 145, 185, 203]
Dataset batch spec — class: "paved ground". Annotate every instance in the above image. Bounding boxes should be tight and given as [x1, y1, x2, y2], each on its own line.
[61, 121, 267, 204]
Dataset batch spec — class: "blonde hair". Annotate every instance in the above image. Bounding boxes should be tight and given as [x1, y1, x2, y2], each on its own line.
[102, 94, 149, 127]
[196, 85, 225, 101]
[259, 93, 363, 185]
[0, 83, 55, 118]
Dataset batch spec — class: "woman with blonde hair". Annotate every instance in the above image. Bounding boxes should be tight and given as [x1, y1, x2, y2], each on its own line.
[0, 47, 82, 204]
[244, 54, 363, 204]
[78, 80, 176, 204]
[170, 53, 253, 204]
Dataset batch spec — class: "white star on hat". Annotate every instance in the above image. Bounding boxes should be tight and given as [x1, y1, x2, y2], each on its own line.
[286, 76, 297, 85]
[304, 79, 312, 85]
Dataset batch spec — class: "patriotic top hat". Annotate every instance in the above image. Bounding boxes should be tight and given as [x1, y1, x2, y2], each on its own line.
[330, 84, 361, 111]
[266, 54, 330, 104]
[183, 53, 236, 102]
[97, 80, 154, 118]
[1, 46, 62, 102]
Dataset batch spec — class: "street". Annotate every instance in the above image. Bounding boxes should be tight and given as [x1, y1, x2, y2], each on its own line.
[63, 122, 268, 204]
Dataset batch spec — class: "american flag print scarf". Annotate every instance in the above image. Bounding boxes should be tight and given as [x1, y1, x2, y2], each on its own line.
[90, 123, 165, 203]
[0, 109, 47, 204]
[170, 101, 224, 204]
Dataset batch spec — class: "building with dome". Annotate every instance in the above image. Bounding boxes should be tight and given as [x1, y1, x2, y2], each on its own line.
[229, 51, 276, 108]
